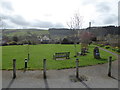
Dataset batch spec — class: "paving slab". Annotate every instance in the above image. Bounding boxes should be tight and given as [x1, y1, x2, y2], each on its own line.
[2, 59, 118, 88]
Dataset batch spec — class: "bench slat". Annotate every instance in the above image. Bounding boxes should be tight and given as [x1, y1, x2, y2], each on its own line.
[53, 52, 70, 60]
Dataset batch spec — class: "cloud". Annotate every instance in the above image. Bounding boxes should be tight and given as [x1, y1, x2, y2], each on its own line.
[81, 0, 97, 5]
[103, 14, 118, 25]
[9, 15, 30, 26]
[96, 2, 111, 13]
[89, 13, 118, 26]
[3, 22, 16, 29]
[0, 14, 64, 29]
[0, 0, 118, 29]
[31, 20, 64, 28]
[31, 20, 53, 28]
[0, 14, 30, 26]
[54, 23, 64, 28]
[0, 14, 30, 28]
[1, 0, 14, 11]
[0, 19, 17, 29]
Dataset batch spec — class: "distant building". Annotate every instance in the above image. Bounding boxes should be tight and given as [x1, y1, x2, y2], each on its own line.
[41, 35, 50, 42]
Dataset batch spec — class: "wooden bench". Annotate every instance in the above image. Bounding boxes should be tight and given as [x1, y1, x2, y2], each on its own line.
[53, 52, 70, 60]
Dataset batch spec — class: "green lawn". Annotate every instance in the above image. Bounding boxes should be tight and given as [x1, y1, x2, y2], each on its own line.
[2, 44, 117, 70]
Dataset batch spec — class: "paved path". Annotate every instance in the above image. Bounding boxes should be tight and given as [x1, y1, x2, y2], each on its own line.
[98, 47, 119, 57]
[2, 48, 119, 89]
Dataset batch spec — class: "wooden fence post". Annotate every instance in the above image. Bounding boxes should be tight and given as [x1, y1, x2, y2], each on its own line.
[43, 59, 47, 79]
[108, 56, 112, 77]
[13, 59, 16, 79]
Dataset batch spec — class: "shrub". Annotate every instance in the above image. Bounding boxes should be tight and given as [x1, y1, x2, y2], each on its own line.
[116, 49, 120, 53]
[55, 42, 61, 44]
[111, 48, 120, 53]
[112, 48, 116, 51]
[17, 42, 23, 45]
[105, 46, 110, 49]
[8, 41, 17, 45]
[61, 38, 73, 44]
[2, 42, 8, 46]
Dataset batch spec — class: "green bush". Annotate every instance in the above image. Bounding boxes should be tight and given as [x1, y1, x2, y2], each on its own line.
[105, 46, 110, 49]
[111, 48, 120, 53]
[112, 48, 116, 51]
[116, 49, 120, 53]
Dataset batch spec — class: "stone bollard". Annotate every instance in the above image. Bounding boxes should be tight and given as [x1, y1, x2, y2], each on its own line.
[108, 56, 112, 77]
[43, 59, 47, 79]
[13, 59, 16, 79]
[76, 58, 79, 78]
[24, 58, 28, 70]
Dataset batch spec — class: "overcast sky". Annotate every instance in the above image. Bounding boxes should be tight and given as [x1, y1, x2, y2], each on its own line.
[0, 0, 119, 29]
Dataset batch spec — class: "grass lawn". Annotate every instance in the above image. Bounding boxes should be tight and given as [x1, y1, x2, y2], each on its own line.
[2, 44, 117, 70]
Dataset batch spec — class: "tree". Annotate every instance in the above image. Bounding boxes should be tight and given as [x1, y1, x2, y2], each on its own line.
[79, 31, 94, 55]
[13, 36, 19, 42]
[61, 38, 69, 44]
[67, 11, 83, 42]
[106, 34, 119, 47]
[2, 35, 10, 46]
[67, 11, 83, 57]
[80, 31, 93, 44]
[67, 12, 83, 29]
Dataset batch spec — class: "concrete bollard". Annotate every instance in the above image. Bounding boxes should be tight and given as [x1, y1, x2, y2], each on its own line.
[13, 59, 16, 79]
[43, 59, 47, 79]
[108, 56, 112, 77]
[76, 58, 79, 78]
[25, 58, 28, 70]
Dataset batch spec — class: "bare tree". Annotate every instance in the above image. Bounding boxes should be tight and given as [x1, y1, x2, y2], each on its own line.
[67, 11, 83, 57]
[67, 12, 83, 29]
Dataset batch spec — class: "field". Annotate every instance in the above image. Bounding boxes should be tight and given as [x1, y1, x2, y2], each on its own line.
[2, 44, 117, 70]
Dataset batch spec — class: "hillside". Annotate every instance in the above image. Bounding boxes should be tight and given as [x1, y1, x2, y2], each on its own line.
[2, 29, 49, 37]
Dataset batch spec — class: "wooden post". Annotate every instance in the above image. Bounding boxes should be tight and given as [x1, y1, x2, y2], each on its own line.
[25, 58, 28, 70]
[43, 59, 46, 79]
[76, 58, 79, 78]
[108, 56, 112, 77]
[13, 59, 16, 79]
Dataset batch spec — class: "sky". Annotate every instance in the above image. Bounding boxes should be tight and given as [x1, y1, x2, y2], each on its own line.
[0, 0, 119, 29]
